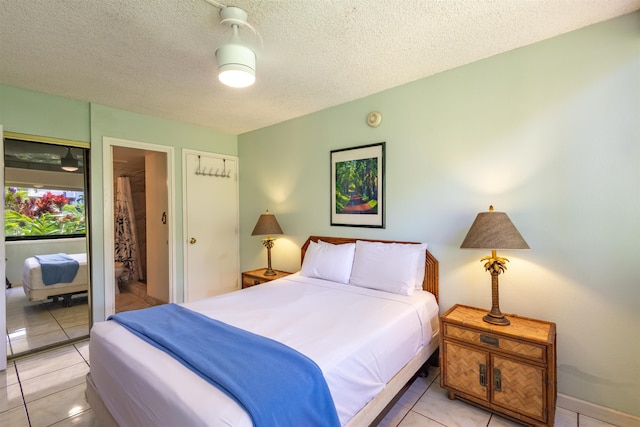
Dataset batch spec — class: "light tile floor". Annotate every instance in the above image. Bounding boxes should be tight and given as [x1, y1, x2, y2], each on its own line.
[378, 369, 619, 427]
[1, 340, 622, 427]
[1, 341, 94, 426]
[5, 285, 89, 357]
[5, 281, 156, 357]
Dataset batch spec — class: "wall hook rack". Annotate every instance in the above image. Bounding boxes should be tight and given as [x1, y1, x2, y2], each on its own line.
[195, 155, 202, 175]
[194, 155, 232, 178]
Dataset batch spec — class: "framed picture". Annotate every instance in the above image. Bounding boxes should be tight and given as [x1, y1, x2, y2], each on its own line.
[330, 142, 385, 228]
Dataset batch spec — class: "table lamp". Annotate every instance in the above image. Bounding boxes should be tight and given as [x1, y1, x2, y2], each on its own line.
[460, 205, 529, 325]
[251, 210, 284, 276]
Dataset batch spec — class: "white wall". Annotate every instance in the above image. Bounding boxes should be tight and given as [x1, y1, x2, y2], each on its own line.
[5, 167, 84, 190]
[238, 13, 640, 416]
[5, 238, 87, 284]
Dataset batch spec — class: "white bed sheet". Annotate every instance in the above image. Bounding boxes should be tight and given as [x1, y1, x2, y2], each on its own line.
[89, 273, 439, 426]
[22, 253, 88, 290]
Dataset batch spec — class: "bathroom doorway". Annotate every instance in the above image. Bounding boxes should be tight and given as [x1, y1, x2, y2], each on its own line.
[102, 137, 175, 317]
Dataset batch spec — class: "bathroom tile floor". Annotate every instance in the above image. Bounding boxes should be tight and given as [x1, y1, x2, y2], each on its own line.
[1, 340, 621, 427]
[114, 286, 152, 313]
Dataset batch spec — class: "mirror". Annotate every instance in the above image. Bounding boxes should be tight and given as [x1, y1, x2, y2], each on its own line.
[4, 136, 90, 358]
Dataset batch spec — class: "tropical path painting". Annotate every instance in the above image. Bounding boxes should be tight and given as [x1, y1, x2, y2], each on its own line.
[335, 156, 379, 215]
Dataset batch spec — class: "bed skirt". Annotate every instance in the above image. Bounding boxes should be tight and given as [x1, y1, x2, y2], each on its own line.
[84, 333, 439, 427]
[85, 373, 119, 427]
[346, 335, 439, 426]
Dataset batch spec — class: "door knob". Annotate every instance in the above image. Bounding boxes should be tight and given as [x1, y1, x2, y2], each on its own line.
[189, 237, 197, 244]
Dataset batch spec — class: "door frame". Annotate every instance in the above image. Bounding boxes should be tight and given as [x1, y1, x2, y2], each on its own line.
[3, 129, 92, 363]
[102, 137, 176, 317]
[1, 124, 5, 370]
[182, 149, 240, 301]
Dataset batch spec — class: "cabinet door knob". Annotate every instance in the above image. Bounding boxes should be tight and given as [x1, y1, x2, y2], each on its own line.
[494, 368, 502, 392]
[479, 364, 487, 387]
[189, 237, 197, 244]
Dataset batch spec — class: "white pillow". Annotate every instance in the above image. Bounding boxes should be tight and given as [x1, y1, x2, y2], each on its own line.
[349, 240, 427, 296]
[414, 244, 428, 290]
[300, 240, 356, 284]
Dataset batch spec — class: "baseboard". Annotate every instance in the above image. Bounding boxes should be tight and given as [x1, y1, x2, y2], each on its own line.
[557, 394, 640, 427]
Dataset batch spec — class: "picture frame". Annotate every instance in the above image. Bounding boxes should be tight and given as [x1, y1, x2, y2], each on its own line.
[330, 142, 385, 228]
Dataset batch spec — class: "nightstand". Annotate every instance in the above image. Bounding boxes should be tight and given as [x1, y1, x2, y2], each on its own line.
[440, 304, 556, 426]
[241, 268, 292, 289]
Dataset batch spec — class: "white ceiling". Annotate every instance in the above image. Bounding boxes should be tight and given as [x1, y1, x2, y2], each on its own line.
[1, 0, 638, 135]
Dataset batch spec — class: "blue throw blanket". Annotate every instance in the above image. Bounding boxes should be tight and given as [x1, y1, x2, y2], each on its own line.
[35, 253, 79, 286]
[108, 304, 340, 427]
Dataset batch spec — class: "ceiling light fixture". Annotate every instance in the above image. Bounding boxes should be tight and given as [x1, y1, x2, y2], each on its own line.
[61, 147, 79, 172]
[215, 7, 257, 88]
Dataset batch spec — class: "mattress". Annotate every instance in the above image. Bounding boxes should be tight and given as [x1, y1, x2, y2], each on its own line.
[22, 253, 88, 300]
[89, 273, 439, 426]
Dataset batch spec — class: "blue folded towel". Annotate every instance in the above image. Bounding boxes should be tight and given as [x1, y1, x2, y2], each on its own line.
[35, 253, 79, 285]
[109, 303, 340, 427]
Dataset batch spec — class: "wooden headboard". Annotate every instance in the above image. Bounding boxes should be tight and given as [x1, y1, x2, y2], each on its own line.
[301, 236, 439, 302]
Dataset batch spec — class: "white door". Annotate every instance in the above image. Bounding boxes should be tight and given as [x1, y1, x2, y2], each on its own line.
[183, 151, 239, 302]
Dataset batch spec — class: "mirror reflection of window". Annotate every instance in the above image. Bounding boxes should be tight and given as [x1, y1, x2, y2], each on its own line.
[4, 136, 91, 358]
[5, 186, 85, 239]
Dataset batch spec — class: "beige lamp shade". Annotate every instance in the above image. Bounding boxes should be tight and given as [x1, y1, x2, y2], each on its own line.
[460, 207, 529, 250]
[251, 210, 283, 236]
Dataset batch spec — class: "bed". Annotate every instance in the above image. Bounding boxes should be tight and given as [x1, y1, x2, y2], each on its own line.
[85, 236, 440, 426]
[22, 253, 88, 305]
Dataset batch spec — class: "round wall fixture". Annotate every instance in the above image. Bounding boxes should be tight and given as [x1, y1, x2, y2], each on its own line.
[367, 111, 382, 127]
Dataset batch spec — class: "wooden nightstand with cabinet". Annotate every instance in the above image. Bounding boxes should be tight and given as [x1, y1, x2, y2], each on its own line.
[440, 304, 556, 426]
[241, 268, 292, 289]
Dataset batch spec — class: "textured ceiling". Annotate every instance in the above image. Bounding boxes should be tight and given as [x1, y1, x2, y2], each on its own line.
[1, 0, 638, 135]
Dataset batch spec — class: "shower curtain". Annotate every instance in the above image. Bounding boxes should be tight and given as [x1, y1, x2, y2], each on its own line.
[115, 176, 143, 282]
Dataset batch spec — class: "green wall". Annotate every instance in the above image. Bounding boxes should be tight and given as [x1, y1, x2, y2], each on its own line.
[0, 86, 90, 141]
[238, 13, 640, 416]
[88, 104, 237, 320]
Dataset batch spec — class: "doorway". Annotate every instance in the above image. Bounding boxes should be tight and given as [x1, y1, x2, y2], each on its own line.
[102, 137, 175, 317]
[3, 132, 91, 359]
